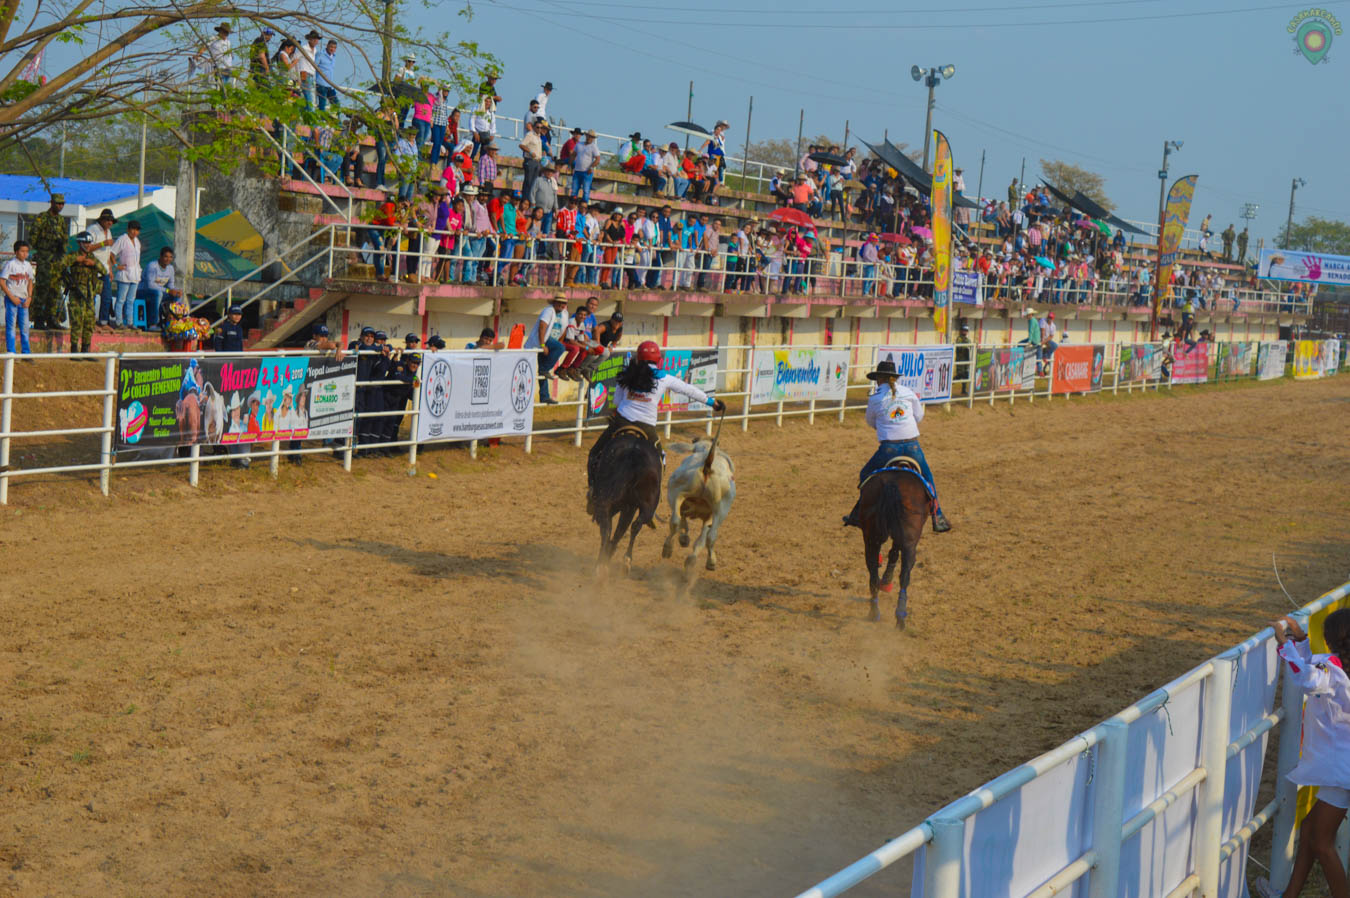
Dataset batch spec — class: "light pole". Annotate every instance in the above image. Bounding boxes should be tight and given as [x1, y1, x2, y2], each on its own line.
[1284, 178, 1306, 248]
[911, 64, 955, 172]
[1150, 139, 1182, 342]
[1155, 139, 1183, 238]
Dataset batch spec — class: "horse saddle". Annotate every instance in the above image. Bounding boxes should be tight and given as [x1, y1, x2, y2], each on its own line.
[613, 424, 652, 441]
[861, 457, 936, 500]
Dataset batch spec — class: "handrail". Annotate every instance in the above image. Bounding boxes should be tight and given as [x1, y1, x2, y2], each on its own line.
[199, 224, 336, 326]
[260, 121, 353, 222]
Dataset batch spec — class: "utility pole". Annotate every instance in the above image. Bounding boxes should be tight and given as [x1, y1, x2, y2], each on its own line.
[59, 122, 66, 178]
[1285, 176, 1306, 247]
[685, 81, 693, 151]
[1156, 139, 1182, 243]
[921, 72, 936, 172]
[792, 108, 804, 180]
[975, 148, 986, 207]
[742, 95, 753, 181]
[137, 112, 148, 209]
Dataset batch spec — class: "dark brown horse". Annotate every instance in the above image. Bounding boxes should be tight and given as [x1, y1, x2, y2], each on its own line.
[857, 464, 929, 628]
[590, 428, 663, 577]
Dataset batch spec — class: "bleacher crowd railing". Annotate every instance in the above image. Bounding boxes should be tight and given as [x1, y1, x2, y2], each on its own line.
[791, 577, 1350, 898]
[1, 337, 1342, 506]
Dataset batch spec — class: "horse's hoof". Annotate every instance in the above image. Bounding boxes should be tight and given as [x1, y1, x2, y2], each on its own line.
[679, 533, 690, 548]
[661, 542, 673, 559]
[705, 560, 716, 571]
[868, 606, 881, 623]
[879, 582, 893, 593]
[895, 616, 907, 631]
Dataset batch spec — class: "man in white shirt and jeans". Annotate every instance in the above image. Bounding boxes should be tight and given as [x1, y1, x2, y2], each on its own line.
[297, 30, 321, 108]
[524, 293, 569, 404]
[89, 208, 117, 326]
[110, 221, 143, 329]
[2, 240, 35, 354]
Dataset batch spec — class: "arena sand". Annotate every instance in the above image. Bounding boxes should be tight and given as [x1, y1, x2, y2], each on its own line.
[2, 376, 1349, 897]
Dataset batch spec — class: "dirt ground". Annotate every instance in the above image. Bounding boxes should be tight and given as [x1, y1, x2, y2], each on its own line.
[2, 376, 1349, 898]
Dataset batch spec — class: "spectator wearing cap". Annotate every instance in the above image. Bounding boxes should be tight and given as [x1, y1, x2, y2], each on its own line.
[426, 334, 446, 350]
[394, 127, 419, 200]
[56, 232, 105, 354]
[89, 208, 117, 326]
[466, 327, 501, 350]
[305, 322, 336, 351]
[350, 327, 383, 453]
[558, 127, 582, 169]
[618, 132, 644, 175]
[382, 340, 422, 450]
[701, 120, 729, 186]
[248, 27, 273, 84]
[571, 130, 600, 203]
[109, 220, 142, 329]
[859, 233, 880, 297]
[524, 294, 570, 403]
[139, 247, 180, 331]
[214, 305, 246, 352]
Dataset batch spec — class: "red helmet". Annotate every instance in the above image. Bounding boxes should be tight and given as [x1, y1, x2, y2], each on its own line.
[636, 341, 662, 366]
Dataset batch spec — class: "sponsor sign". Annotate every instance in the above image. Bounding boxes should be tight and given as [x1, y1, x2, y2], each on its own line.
[1256, 342, 1288, 380]
[1050, 344, 1105, 394]
[1118, 344, 1163, 383]
[972, 345, 1037, 393]
[586, 349, 718, 417]
[750, 348, 850, 405]
[1171, 341, 1210, 384]
[872, 345, 954, 403]
[952, 270, 983, 306]
[1214, 342, 1257, 380]
[415, 350, 535, 441]
[931, 130, 954, 337]
[1293, 339, 1322, 379]
[116, 354, 356, 448]
[1259, 247, 1350, 287]
[1323, 339, 1341, 376]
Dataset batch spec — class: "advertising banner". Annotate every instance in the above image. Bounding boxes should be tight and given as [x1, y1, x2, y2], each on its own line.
[1050, 344, 1105, 394]
[1256, 342, 1288, 380]
[972, 345, 1036, 393]
[1293, 340, 1322, 379]
[1154, 174, 1199, 328]
[1214, 341, 1257, 380]
[872, 344, 954, 403]
[1118, 344, 1163, 384]
[587, 348, 719, 417]
[415, 350, 536, 442]
[116, 354, 356, 449]
[1258, 248, 1350, 287]
[1322, 339, 1341, 376]
[952, 270, 982, 306]
[750, 348, 850, 405]
[931, 129, 954, 338]
[1171, 340, 1210, 384]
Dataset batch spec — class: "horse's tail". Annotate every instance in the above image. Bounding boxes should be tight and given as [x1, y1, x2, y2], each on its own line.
[591, 437, 659, 523]
[876, 477, 910, 538]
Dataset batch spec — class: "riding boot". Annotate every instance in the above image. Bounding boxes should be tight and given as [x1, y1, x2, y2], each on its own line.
[842, 498, 861, 528]
[932, 508, 952, 533]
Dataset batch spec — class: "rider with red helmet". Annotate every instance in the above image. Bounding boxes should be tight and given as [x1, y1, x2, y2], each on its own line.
[586, 340, 726, 500]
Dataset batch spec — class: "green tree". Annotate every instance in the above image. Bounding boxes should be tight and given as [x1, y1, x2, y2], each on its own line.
[1278, 216, 1350, 254]
[745, 133, 916, 171]
[1039, 158, 1114, 213]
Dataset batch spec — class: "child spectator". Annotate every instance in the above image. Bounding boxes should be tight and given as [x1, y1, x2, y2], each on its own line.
[556, 307, 597, 379]
[2, 240, 34, 355]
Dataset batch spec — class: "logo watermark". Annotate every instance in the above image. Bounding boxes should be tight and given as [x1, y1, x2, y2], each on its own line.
[1289, 8, 1341, 64]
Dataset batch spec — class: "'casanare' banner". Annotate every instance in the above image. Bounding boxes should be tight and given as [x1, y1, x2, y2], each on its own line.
[873, 344, 954, 403]
[1257, 342, 1288, 380]
[1258, 248, 1350, 287]
[415, 350, 536, 441]
[750, 348, 849, 404]
[116, 354, 356, 449]
[1154, 175, 1198, 330]
[1118, 344, 1163, 384]
[931, 130, 954, 338]
[1171, 340, 1210, 384]
[1050, 344, 1105, 394]
[973, 345, 1036, 393]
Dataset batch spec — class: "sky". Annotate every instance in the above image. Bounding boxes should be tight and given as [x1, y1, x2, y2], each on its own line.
[31, 0, 1350, 248]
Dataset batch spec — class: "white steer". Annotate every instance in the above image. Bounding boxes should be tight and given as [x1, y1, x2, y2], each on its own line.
[661, 436, 735, 577]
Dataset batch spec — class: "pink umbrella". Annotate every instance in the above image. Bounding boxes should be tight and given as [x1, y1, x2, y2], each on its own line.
[911, 226, 933, 240]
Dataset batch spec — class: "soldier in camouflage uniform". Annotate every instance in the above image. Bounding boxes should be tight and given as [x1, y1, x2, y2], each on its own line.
[56, 232, 107, 354]
[27, 193, 69, 330]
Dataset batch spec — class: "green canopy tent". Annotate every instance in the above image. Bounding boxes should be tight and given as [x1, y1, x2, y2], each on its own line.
[69, 204, 261, 282]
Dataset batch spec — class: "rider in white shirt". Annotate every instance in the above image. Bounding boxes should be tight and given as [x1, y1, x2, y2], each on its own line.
[843, 358, 951, 532]
[586, 340, 725, 506]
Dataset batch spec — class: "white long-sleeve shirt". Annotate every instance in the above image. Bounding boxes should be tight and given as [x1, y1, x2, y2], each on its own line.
[1278, 639, 1350, 789]
[864, 382, 923, 442]
[616, 373, 711, 426]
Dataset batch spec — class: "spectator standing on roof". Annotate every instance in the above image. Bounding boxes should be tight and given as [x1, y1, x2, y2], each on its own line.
[192, 22, 234, 84]
[470, 90, 498, 160]
[248, 27, 273, 83]
[395, 53, 416, 81]
[619, 132, 645, 174]
[535, 81, 553, 119]
[427, 86, 453, 166]
[701, 120, 729, 185]
[520, 118, 546, 198]
[570, 130, 600, 204]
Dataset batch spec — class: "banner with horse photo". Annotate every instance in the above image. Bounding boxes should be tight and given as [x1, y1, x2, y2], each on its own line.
[750, 348, 850, 405]
[586, 349, 718, 418]
[415, 350, 536, 442]
[1170, 341, 1210, 385]
[1118, 344, 1163, 384]
[115, 354, 356, 449]
[1050, 344, 1105, 394]
[1213, 341, 1257, 381]
[1256, 342, 1287, 381]
[872, 344, 954, 403]
[972, 345, 1036, 393]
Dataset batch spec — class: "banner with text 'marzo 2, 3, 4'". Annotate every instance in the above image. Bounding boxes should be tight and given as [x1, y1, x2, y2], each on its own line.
[415, 350, 536, 442]
[116, 355, 356, 449]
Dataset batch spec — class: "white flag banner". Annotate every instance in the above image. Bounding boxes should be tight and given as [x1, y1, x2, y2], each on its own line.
[415, 350, 536, 442]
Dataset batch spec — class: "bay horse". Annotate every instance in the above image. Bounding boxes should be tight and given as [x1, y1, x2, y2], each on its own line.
[857, 461, 930, 628]
[591, 426, 663, 577]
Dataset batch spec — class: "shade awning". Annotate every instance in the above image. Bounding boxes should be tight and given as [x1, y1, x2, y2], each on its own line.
[1038, 179, 1148, 236]
[864, 139, 979, 209]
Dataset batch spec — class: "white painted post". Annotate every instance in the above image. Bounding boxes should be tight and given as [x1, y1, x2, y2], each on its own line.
[100, 355, 116, 497]
[742, 390, 750, 432]
[342, 433, 353, 471]
[776, 399, 784, 427]
[664, 406, 673, 439]
[968, 343, 976, 409]
[469, 438, 478, 460]
[808, 396, 816, 425]
[924, 817, 964, 898]
[408, 377, 420, 471]
[269, 439, 280, 478]
[1089, 720, 1128, 898]
[1270, 614, 1309, 890]
[0, 355, 12, 505]
[573, 391, 585, 447]
[1196, 655, 1236, 898]
[188, 442, 200, 487]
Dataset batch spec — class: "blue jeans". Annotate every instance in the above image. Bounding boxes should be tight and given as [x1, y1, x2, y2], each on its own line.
[860, 439, 937, 500]
[414, 119, 431, 148]
[571, 169, 593, 203]
[114, 281, 137, 326]
[538, 337, 566, 400]
[862, 263, 876, 295]
[98, 273, 113, 323]
[463, 237, 485, 282]
[5, 300, 31, 353]
[496, 238, 516, 277]
[375, 139, 390, 187]
[317, 84, 339, 110]
[428, 123, 446, 166]
[365, 229, 388, 278]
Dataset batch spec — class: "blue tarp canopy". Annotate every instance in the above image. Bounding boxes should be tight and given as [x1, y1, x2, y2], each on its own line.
[0, 174, 166, 206]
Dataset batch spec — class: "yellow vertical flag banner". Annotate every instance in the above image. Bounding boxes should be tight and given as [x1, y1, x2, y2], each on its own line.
[1152, 174, 1198, 330]
[931, 130, 953, 339]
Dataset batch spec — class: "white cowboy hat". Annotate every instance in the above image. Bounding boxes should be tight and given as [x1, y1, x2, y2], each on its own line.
[228, 392, 241, 411]
[282, 385, 294, 399]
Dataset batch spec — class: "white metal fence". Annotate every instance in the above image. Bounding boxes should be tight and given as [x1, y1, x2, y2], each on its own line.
[791, 579, 1350, 898]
